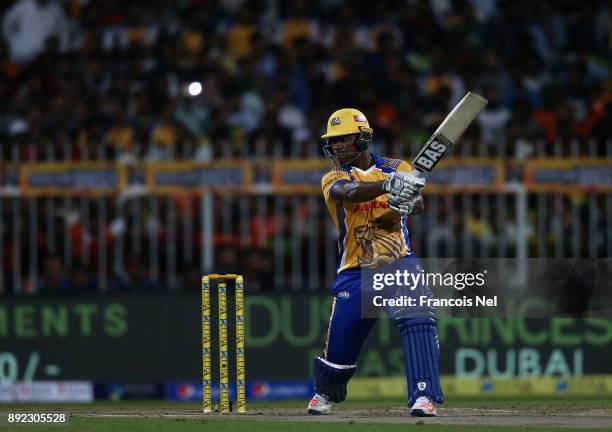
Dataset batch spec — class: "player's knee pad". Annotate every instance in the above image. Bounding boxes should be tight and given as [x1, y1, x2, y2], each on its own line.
[312, 357, 356, 403]
[394, 318, 444, 406]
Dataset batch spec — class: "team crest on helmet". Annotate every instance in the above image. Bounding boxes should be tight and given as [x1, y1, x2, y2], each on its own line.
[353, 115, 367, 123]
[330, 117, 341, 126]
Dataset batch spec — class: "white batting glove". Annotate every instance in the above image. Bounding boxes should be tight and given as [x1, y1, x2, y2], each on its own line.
[383, 172, 425, 200]
[388, 195, 418, 216]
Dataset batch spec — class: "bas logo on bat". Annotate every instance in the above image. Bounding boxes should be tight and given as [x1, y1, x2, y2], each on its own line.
[414, 138, 448, 171]
[411, 92, 488, 174]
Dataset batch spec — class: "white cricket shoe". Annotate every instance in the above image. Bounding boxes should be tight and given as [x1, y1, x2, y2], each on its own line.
[307, 393, 332, 415]
[410, 396, 437, 417]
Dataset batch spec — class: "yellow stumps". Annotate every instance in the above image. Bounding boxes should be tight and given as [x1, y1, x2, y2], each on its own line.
[202, 276, 212, 413]
[235, 276, 246, 413]
[218, 279, 230, 413]
[202, 273, 245, 414]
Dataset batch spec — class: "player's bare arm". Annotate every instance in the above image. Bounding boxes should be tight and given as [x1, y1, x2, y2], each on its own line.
[330, 180, 424, 213]
[329, 179, 386, 203]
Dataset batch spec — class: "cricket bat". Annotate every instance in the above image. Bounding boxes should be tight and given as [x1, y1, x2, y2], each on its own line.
[412, 92, 488, 176]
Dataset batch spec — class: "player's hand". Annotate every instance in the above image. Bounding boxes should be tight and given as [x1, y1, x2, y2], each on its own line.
[383, 172, 425, 200]
[388, 195, 418, 216]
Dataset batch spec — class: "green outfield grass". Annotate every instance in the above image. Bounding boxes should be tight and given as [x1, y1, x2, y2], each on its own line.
[4, 418, 609, 432]
[2, 397, 611, 432]
[5, 395, 612, 410]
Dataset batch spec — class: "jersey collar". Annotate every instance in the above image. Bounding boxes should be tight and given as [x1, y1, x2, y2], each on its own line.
[340, 153, 383, 172]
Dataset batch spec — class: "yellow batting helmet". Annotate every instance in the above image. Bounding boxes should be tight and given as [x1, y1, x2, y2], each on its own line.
[321, 108, 373, 158]
[321, 108, 373, 139]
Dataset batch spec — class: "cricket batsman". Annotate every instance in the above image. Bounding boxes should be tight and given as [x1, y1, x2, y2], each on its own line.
[307, 108, 444, 416]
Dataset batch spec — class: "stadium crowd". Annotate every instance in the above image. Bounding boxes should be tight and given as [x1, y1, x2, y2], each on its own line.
[1, 0, 611, 295]
[1, 0, 610, 161]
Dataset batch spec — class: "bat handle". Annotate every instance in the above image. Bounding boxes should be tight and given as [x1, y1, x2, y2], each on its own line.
[412, 168, 425, 179]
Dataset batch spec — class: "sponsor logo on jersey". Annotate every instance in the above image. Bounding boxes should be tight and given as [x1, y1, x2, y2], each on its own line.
[337, 290, 350, 298]
[352, 200, 389, 212]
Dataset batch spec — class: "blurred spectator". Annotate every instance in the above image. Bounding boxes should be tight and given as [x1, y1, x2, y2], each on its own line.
[113, 255, 160, 293]
[105, 114, 136, 162]
[70, 262, 98, 294]
[227, 2, 258, 58]
[37, 254, 70, 294]
[242, 247, 273, 292]
[148, 105, 179, 160]
[477, 87, 512, 150]
[215, 244, 239, 276]
[2, 0, 69, 63]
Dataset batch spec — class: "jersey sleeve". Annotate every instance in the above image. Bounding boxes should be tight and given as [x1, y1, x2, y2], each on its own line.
[381, 157, 412, 174]
[321, 168, 351, 200]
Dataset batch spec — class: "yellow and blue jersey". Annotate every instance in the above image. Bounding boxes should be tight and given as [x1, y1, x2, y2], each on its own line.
[321, 153, 413, 273]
